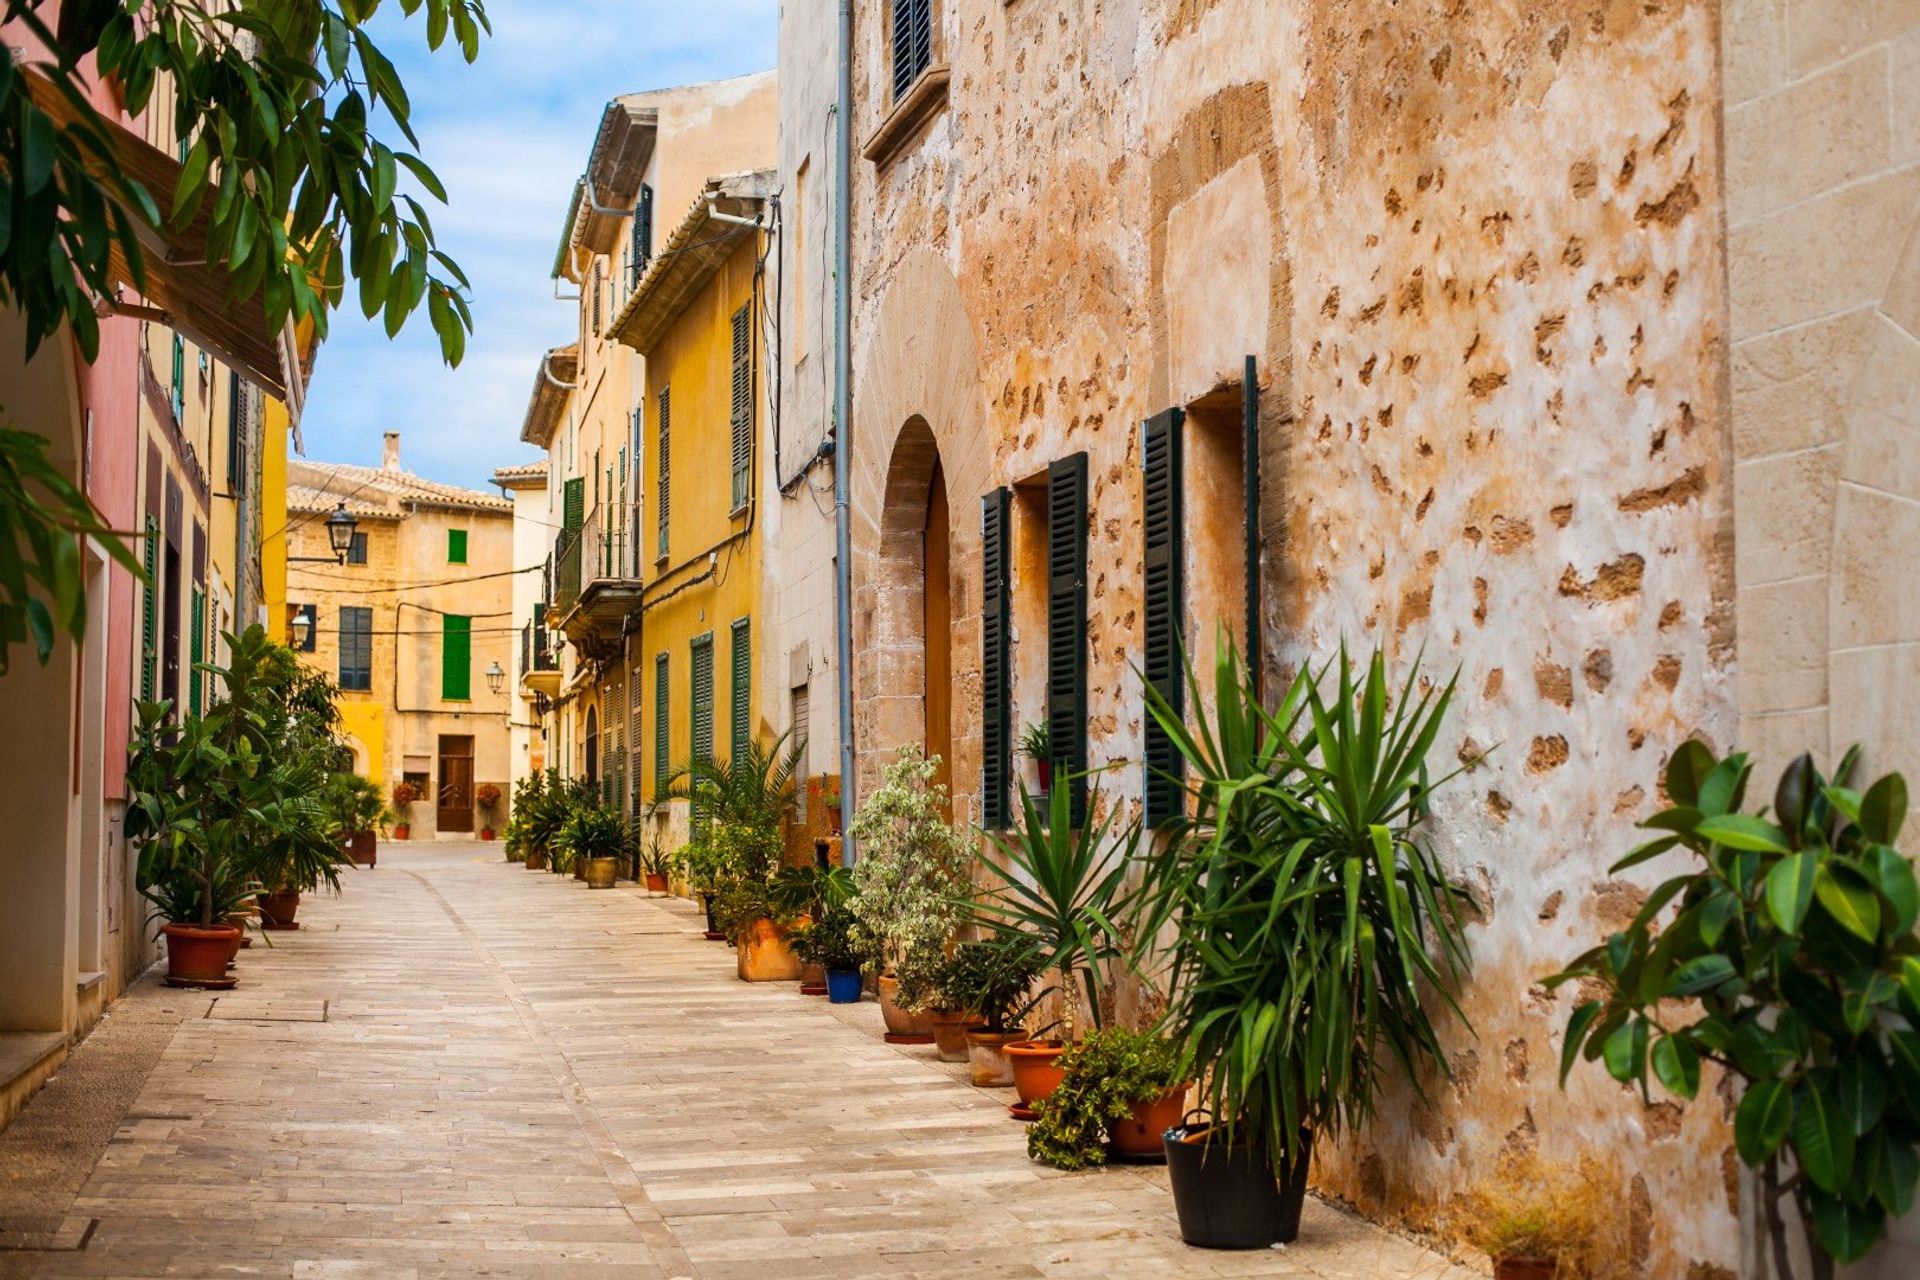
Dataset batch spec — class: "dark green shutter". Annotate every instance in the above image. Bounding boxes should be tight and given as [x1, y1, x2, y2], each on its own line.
[631, 184, 653, 285]
[690, 634, 714, 842]
[730, 304, 751, 510]
[563, 477, 585, 533]
[442, 615, 471, 700]
[980, 488, 1012, 828]
[1047, 452, 1089, 828]
[730, 618, 751, 761]
[656, 387, 671, 558]
[448, 528, 468, 563]
[1142, 409, 1186, 827]
[188, 588, 205, 715]
[140, 516, 159, 703]
[170, 335, 185, 420]
[654, 652, 670, 795]
[226, 373, 246, 495]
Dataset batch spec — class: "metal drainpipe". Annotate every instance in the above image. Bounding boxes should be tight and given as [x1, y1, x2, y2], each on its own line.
[833, 0, 857, 865]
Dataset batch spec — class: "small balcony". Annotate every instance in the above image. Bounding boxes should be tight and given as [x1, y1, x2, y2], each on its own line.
[548, 504, 642, 654]
[519, 622, 560, 698]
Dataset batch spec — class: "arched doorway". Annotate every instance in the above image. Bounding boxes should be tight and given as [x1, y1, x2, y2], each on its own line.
[584, 704, 599, 787]
[871, 418, 954, 805]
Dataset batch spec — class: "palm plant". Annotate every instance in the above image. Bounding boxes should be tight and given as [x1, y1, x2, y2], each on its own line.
[554, 803, 629, 869]
[667, 730, 803, 884]
[973, 779, 1136, 1037]
[1139, 632, 1472, 1165]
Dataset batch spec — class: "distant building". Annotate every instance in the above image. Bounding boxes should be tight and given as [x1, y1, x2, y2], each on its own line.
[493, 459, 552, 789]
[286, 432, 514, 839]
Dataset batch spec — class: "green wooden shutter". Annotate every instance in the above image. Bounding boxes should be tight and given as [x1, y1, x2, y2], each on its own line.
[1047, 452, 1090, 828]
[563, 477, 585, 533]
[1142, 409, 1186, 827]
[140, 516, 159, 703]
[188, 588, 205, 715]
[448, 528, 468, 563]
[442, 615, 471, 700]
[980, 488, 1012, 828]
[226, 373, 246, 494]
[730, 618, 751, 761]
[730, 304, 751, 510]
[170, 335, 185, 420]
[690, 634, 714, 842]
[654, 652, 670, 795]
[656, 386, 671, 558]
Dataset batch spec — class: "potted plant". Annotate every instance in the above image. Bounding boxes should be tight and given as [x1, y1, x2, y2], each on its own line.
[972, 776, 1137, 1105]
[920, 953, 978, 1062]
[556, 801, 626, 889]
[475, 782, 502, 840]
[322, 772, 384, 867]
[639, 834, 671, 893]
[670, 732, 805, 939]
[1140, 636, 1472, 1249]
[847, 745, 971, 1044]
[675, 842, 728, 937]
[793, 909, 867, 1002]
[1018, 721, 1052, 795]
[248, 766, 350, 931]
[1028, 1027, 1187, 1169]
[1548, 744, 1920, 1277]
[1446, 1154, 1622, 1280]
[944, 935, 1046, 1087]
[812, 774, 843, 835]
[390, 779, 419, 839]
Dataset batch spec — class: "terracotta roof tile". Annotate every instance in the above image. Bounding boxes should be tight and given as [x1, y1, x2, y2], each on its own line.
[286, 460, 512, 516]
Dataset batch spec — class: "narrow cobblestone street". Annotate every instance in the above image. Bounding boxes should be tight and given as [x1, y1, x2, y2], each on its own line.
[2, 843, 1471, 1279]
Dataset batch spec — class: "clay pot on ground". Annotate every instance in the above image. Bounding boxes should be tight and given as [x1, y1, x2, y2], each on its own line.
[1007, 1040, 1068, 1106]
[525, 849, 548, 871]
[925, 1009, 974, 1063]
[480, 826, 495, 841]
[584, 856, 618, 889]
[701, 894, 725, 940]
[573, 857, 587, 881]
[162, 923, 241, 988]
[963, 1028, 1024, 1086]
[1109, 1085, 1191, 1157]
[798, 960, 827, 995]
[392, 824, 410, 841]
[735, 918, 804, 982]
[1493, 1260, 1558, 1280]
[347, 830, 377, 866]
[1164, 1122, 1311, 1249]
[876, 974, 934, 1043]
[644, 871, 669, 893]
[258, 889, 301, 930]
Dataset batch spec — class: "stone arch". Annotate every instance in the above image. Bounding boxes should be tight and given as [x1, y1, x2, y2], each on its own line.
[850, 248, 992, 814]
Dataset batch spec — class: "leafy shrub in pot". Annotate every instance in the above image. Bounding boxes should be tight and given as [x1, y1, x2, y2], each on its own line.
[943, 935, 1045, 1087]
[1549, 744, 1920, 1277]
[1028, 1027, 1185, 1170]
[555, 803, 628, 889]
[846, 745, 970, 1017]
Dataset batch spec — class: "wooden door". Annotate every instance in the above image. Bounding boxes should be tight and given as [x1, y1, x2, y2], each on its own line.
[437, 735, 474, 832]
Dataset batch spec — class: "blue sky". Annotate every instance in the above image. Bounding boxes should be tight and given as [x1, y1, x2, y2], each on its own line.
[296, 1, 777, 492]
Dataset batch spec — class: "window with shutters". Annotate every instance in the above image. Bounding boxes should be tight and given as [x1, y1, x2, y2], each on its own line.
[629, 184, 653, 288]
[980, 488, 1012, 828]
[791, 683, 810, 823]
[690, 634, 714, 841]
[339, 606, 373, 691]
[729, 618, 751, 761]
[447, 528, 468, 564]
[442, 614, 471, 701]
[170, 334, 185, 421]
[591, 261, 604, 335]
[346, 531, 368, 565]
[1141, 409, 1186, 827]
[226, 372, 246, 495]
[140, 516, 159, 702]
[585, 703, 600, 786]
[563, 475, 585, 534]
[889, 0, 935, 100]
[655, 386, 671, 559]
[653, 652, 671, 797]
[1046, 453, 1090, 828]
[188, 588, 205, 715]
[730, 304, 752, 511]
[616, 445, 628, 574]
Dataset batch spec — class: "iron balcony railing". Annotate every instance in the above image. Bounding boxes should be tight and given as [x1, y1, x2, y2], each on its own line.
[520, 622, 558, 679]
[548, 503, 634, 619]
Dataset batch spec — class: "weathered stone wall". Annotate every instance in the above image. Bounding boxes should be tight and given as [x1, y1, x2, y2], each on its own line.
[844, 0, 1739, 1273]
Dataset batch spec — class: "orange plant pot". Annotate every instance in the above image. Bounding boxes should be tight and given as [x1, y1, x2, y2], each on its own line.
[393, 825, 410, 840]
[259, 889, 301, 930]
[964, 1028, 1024, 1086]
[736, 918, 805, 982]
[163, 923, 241, 988]
[877, 974, 934, 1044]
[644, 872, 669, 893]
[1007, 1040, 1068, 1105]
[925, 1009, 974, 1062]
[1109, 1085, 1191, 1157]
[1494, 1260, 1558, 1280]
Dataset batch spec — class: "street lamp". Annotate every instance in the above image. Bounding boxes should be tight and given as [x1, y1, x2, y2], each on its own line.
[290, 503, 360, 565]
[485, 660, 506, 695]
[289, 607, 312, 651]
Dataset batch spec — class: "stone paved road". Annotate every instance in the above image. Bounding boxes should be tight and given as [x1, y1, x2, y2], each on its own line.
[5, 842, 1476, 1279]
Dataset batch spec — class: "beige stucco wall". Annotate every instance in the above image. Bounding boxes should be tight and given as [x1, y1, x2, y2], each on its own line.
[844, 0, 1742, 1273]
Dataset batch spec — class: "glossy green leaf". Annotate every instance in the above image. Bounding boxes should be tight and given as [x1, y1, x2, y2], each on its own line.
[1836, 1051, 1890, 1137]
[1809, 1189, 1883, 1264]
[1560, 1002, 1601, 1087]
[1695, 814, 1792, 853]
[1603, 1017, 1647, 1084]
[1651, 1032, 1701, 1099]
[1860, 773, 1908, 845]
[1764, 851, 1817, 935]
[1814, 865, 1882, 943]
[1734, 1078, 1791, 1165]
[1774, 752, 1817, 841]
[1873, 844, 1919, 935]
[1792, 1078, 1855, 1195]
[1664, 954, 1735, 998]
[1665, 740, 1715, 808]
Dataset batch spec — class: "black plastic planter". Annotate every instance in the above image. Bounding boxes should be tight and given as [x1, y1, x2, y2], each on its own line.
[1163, 1122, 1311, 1249]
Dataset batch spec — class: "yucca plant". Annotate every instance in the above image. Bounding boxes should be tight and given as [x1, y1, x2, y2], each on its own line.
[554, 803, 629, 869]
[1139, 632, 1472, 1165]
[973, 779, 1137, 1037]
[668, 730, 804, 884]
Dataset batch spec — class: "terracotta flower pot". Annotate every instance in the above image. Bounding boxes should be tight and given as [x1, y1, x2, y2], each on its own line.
[347, 830, 377, 866]
[876, 973, 934, 1044]
[925, 1008, 974, 1062]
[1109, 1085, 1191, 1157]
[644, 871, 669, 893]
[798, 960, 828, 995]
[525, 850, 548, 870]
[480, 827, 495, 841]
[585, 856, 618, 889]
[1007, 1040, 1068, 1105]
[162, 923, 241, 988]
[964, 1028, 1024, 1086]
[258, 889, 301, 930]
[736, 917, 804, 982]
[573, 857, 587, 881]
[1494, 1259, 1559, 1280]
[393, 824, 410, 840]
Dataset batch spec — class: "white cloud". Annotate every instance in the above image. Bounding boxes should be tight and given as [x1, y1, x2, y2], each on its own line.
[296, 0, 777, 490]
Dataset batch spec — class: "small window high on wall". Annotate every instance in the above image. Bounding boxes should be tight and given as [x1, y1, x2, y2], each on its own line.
[889, 0, 934, 100]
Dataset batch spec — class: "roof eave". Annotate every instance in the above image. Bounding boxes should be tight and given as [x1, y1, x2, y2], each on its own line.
[610, 174, 772, 354]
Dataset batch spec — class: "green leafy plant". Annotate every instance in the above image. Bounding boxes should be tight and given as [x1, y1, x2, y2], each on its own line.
[791, 909, 868, 973]
[554, 803, 628, 869]
[1028, 1027, 1184, 1170]
[1138, 633, 1472, 1164]
[1018, 721, 1050, 762]
[321, 772, 385, 839]
[973, 779, 1136, 1038]
[1548, 744, 1920, 1276]
[847, 744, 972, 1008]
[941, 935, 1045, 1035]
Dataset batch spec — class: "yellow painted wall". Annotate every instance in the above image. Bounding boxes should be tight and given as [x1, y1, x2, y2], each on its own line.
[260, 397, 289, 636]
[638, 238, 763, 803]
